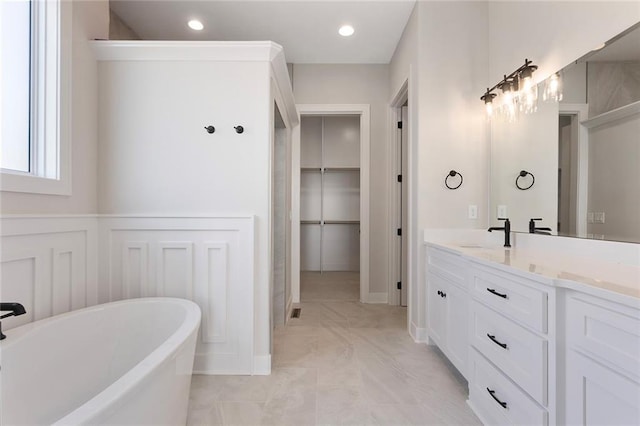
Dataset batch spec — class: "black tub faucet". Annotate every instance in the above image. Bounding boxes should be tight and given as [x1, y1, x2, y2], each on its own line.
[0, 302, 27, 340]
[488, 218, 511, 248]
[529, 218, 552, 235]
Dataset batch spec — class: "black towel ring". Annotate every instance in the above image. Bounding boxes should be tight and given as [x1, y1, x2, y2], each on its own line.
[445, 170, 463, 190]
[516, 170, 535, 190]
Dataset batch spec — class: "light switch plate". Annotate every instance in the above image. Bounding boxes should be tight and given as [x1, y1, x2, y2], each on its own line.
[497, 205, 507, 218]
[595, 212, 605, 224]
[468, 205, 478, 219]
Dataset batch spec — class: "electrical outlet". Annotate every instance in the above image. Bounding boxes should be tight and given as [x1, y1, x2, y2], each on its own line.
[587, 212, 594, 224]
[595, 212, 605, 224]
[468, 205, 478, 219]
[497, 205, 507, 218]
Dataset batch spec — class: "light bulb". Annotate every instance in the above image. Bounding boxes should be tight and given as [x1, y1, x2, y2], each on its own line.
[339, 25, 355, 37]
[543, 73, 563, 102]
[188, 20, 204, 31]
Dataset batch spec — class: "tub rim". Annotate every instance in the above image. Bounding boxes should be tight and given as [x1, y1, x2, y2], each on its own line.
[1, 297, 201, 425]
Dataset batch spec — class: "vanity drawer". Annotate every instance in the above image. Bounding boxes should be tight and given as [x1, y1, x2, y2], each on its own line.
[469, 348, 548, 426]
[470, 300, 547, 405]
[426, 247, 467, 289]
[566, 293, 640, 379]
[471, 266, 547, 333]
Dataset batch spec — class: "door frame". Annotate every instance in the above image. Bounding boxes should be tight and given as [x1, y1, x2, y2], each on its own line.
[291, 104, 371, 304]
[559, 103, 589, 237]
[388, 82, 409, 306]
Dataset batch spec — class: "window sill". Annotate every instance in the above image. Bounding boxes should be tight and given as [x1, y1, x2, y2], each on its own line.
[1, 170, 71, 196]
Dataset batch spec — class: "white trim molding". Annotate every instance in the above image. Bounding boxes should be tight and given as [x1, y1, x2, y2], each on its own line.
[252, 355, 272, 376]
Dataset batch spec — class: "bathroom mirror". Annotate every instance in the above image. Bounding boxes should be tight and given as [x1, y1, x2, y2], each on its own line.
[489, 22, 640, 243]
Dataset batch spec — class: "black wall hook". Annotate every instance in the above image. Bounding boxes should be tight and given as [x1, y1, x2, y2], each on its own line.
[445, 170, 463, 190]
[516, 170, 535, 190]
[204, 125, 215, 134]
[234, 126, 244, 134]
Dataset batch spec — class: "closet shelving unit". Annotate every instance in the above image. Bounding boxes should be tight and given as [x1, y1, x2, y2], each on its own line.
[300, 116, 360, 272]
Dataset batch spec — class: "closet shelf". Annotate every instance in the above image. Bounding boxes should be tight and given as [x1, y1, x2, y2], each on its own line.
[324, 220, 360, 225]
[324, 167, 359, 172]
[301, 220, 321, 225]
[300, 167, 360, 173]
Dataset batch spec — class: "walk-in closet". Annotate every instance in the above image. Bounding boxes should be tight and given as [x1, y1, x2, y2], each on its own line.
[299, 115, 361, 301]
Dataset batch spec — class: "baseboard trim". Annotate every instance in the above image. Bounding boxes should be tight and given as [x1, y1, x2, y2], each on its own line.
[253, 355, 271, 375]
[410, 321, 428, 343]
[366, 292, 389, 304]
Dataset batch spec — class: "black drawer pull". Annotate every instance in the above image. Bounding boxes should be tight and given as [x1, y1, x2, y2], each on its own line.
[487, 333, 508, 349]
[487, 288, 508, 299]
[487, 388, 508, 409]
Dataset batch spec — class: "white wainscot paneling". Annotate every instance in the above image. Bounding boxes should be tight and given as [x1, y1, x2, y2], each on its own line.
[99, 216, 255, 375]
[0, 217, 98, 329]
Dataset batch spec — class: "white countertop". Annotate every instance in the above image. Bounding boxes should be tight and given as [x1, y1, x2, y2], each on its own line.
[424, 232, 640, 306]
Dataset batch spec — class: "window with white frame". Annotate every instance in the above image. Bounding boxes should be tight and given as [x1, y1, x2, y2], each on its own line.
[0, 0, 70, 195]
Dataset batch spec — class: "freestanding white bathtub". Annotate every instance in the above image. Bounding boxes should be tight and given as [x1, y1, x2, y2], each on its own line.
[0, 297, 201, 425]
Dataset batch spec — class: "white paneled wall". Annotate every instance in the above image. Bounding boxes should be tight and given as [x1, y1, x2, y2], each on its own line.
[98, 216, 255, 374]
[0, 217, 98, 329]
[1, 215, 257, 375]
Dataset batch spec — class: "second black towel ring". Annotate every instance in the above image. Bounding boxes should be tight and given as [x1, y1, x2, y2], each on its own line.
[445, 170, 463, 190]
[516, 170, 535, 190]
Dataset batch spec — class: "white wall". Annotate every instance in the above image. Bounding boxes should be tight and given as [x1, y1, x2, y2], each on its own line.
[490, 99, 559, 232]
[292, 64, 390, 294]
[588, 113, 640, 242]
[0, 0, 108, 214]
[96, 43, 297, 373]
[488, 1, 640, 86]
[389, 1, 490, 340]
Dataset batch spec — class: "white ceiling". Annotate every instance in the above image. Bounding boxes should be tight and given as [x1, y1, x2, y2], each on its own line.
[109, 1, 416, 64]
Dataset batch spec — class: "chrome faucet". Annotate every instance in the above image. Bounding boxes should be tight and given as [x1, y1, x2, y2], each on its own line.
[488, 218, 511, 248]
[529, 218, 552, 235]
[0, 302, 27, 340]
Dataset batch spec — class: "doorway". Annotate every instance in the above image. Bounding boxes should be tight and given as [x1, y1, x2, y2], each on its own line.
[291, 104, 371, 304]
[299, 114, 361, 302]
[558, 104, 589, 237]
[272, 102, 290, 327]
[390, 83, 409, 307]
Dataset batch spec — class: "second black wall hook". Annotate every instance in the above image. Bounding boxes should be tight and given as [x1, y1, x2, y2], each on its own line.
[204, 125, 215, 134]
[234, 126, 244, 134]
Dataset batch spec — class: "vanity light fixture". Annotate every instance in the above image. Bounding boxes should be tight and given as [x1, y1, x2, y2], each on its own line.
[481, 89, 497, 117]
[339, 25, 355, 37]
[480, 59, 540, 120]
[543, 72, 563, 102]
[188, 19, 204, 31]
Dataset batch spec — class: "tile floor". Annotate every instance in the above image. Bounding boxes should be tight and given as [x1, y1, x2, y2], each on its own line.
[187, 273, 481, 425]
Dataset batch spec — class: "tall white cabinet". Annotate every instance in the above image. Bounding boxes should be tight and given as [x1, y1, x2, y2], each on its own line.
[300, 116, 360, 272]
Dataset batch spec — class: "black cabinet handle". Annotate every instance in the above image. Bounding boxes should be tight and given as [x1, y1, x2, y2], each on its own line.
[487, 333, 508, 349]
[442, 292, 446, 298]
[487, 288, 508, 299]
[487, 388, 508, 409]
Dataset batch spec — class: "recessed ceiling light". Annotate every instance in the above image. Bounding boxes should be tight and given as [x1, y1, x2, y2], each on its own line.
[339, 25, 355, 37]
[188, 20, 204, 31]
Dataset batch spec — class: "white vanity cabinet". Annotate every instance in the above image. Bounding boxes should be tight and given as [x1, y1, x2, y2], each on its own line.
[563, 291, 640, 425]
[467, 262, 556, 425]
[425, 246, 470, 378]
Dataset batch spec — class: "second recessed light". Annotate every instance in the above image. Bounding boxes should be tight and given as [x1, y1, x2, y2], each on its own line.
[188, 19, 204, 31]
[339, 25, 355, 37]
